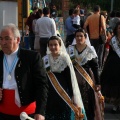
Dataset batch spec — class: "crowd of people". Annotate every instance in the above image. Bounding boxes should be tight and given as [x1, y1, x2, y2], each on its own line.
[0, 3, 120, 120]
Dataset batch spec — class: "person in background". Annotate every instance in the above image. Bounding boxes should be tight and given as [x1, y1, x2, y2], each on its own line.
[32, 9, 43, 34]
[84, 12, 93, 22]
[101, 22, 120, 113]
[72, 9, 81, 29]
[65, 8, 76, 47]
[84, 5, 106, 71]
[84, 12, 93, 36]
[109, 10, 120, 30]
[75, 4, 80, 10]
[109, 10, 116, 30]
[33, 9, 43, 52]
[50, 4, 58, 19]
[101, 11, 112, 65]
[80, 9, 85, 28]
[0, 23, 48, 120]
[25, 6, 38, 50]
[103, 31, 112, 65]
[35, 7, 56, 57]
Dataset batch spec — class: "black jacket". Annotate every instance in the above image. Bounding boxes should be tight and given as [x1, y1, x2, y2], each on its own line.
[0, 48, 48, 116]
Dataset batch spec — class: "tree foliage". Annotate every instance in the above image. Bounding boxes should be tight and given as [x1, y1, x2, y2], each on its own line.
[69, 0, 120, 12]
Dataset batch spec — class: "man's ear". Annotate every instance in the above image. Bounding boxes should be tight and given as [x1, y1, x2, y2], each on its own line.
[17, 37, 20, 44]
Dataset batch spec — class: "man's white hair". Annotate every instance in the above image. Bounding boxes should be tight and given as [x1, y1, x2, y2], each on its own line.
[1, 23, 21, 39]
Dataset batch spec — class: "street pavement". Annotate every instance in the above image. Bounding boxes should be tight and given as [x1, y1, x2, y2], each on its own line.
[104, 103, 120, 120]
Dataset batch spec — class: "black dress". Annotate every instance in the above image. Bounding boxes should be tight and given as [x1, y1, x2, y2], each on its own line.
[74, 46, 100, 120]
[101, 45, 120, 102]
[45, 66, 73, 120]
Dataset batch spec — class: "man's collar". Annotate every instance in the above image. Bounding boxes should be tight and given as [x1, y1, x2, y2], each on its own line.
[44, 15, 49, 17]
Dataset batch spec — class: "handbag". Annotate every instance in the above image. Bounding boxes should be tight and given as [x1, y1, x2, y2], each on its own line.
[99, 15, 106, 44]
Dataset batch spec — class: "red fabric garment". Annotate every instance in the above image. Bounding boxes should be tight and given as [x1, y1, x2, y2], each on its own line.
[25, 14, 36, 32]
[0, 89, 36, 116]
[105, 37, 111, 49]
[105, 42, 110, 49]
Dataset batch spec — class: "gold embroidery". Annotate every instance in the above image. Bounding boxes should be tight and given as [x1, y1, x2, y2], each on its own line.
[73, 60, 104, 120]
[47, 71, 84, 120]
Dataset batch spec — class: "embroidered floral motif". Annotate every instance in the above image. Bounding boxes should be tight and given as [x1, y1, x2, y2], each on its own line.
[75, 46, 97, 65]
[49, 53, 67, 73]
[111, 36, 120, 58]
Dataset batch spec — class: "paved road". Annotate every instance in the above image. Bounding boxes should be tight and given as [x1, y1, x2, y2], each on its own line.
[105, 103, 120, 120]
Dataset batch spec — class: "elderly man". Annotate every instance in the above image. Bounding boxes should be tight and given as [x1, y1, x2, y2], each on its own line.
[0, 23, 48, 120]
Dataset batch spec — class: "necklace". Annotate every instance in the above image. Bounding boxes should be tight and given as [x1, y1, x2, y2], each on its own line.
[4, 55, 18, 80]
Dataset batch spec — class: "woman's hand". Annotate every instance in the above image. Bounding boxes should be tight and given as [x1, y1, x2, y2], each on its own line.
[96, 85, 101, 91]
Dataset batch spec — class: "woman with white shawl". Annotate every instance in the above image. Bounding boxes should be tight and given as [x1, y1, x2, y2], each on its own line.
[68, 29, 102, 120]
[43, 36, 87, 120]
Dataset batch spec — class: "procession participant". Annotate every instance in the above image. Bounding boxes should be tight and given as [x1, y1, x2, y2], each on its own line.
[68, 28, 104, 120]
[101, 22, 120, 113]
[0, 23, 48, 120]
[43, 36, 87, 120]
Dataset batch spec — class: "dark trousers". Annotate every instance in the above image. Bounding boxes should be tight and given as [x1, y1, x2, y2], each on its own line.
[66, 34, 75, 47]
[90, 39, 104, 69]
[0, 112, 34, 120]
[72, 24, 80, 29]
[39, 37, 49, 57]
[29, 32, 35, 50]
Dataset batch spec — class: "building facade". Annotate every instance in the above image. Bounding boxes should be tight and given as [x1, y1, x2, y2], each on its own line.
[0, 0, 18, 30]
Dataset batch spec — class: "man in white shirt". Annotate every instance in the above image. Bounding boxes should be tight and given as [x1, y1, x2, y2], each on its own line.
[35, 7, 56, 57]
